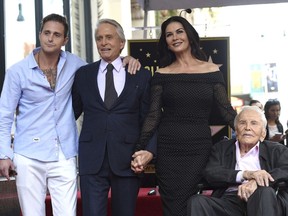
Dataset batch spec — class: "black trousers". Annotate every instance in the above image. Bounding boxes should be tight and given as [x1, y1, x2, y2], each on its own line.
[80, 150, 140, 216]
[187, 187, 281, 216]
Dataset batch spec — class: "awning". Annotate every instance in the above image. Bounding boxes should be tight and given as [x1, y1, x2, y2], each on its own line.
[137, 0, 288, 10]
[136, 0, 288, 38]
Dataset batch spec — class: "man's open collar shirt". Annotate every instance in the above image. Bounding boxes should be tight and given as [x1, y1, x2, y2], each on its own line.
[0, 47, 86, 161]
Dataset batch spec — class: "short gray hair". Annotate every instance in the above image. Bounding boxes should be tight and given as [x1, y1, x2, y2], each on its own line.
[234, 106, 267, 129]
[95, 18, 126, 43]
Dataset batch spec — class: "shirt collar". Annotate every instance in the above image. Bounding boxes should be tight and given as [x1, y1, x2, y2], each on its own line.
[29, 47, 66, 70]
[235, 140, 260, 156]
[100, 57, 123, 73]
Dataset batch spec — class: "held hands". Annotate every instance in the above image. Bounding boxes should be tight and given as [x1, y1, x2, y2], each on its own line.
[122, 56, 141, 74]
[0, 159, 16, 181]
[131, 150, 153, 174]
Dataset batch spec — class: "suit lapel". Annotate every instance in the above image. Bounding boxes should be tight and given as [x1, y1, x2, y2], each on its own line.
[86, 61, 104, 104]
[259, 141, 268, 170]
[117, 70, 133, 100]
[225, 139, 237, 169]
[109, 68, 135, 109]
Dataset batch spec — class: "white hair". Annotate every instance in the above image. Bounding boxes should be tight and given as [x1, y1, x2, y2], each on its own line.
[234, 106, 267, 129]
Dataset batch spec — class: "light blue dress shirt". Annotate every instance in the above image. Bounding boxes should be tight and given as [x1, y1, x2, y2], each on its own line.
[0, 47, 86, 161]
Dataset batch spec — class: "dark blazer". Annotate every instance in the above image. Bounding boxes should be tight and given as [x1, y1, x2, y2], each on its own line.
[72, 60, 156, 176]
[203, 138, 288, 197]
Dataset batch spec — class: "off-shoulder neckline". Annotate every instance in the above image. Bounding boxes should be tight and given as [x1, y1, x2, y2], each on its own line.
[154, 71, 220, 75]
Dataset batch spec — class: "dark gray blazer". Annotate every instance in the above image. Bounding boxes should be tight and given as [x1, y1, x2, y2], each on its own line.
[203, 138, 288, 198]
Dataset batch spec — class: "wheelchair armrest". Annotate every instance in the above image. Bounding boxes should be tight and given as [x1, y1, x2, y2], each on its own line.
[196, 181, 219, 195]
[197, 179, 288, 196]
[196, 181, 240, 195]
[273, 180, 288, 195]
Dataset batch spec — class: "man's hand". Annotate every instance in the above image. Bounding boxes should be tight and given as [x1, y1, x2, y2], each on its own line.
[131, 150, 153, 173]
[238, 179, 257, 202]
[243, 170, 274, 186]
[0, 159, 15, 180]
[122, 56, 141, 74]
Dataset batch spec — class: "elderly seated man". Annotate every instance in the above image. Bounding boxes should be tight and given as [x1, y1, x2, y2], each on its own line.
[188, 106, 288, 216]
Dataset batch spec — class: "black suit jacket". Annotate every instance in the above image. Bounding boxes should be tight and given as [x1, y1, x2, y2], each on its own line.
[72, 60, 156, 176]
[203, 138, 288, 197]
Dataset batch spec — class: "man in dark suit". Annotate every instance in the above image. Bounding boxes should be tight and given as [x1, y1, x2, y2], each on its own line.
[72, 19, 156, 216]
[188, 106, 288, 216]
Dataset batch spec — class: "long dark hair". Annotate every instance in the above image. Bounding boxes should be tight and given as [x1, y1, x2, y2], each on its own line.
[264, 99, 281, 123]
[158, 16, 207, 68]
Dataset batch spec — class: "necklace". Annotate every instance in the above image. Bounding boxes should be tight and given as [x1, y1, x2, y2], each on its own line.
[37, 52, 58, 90]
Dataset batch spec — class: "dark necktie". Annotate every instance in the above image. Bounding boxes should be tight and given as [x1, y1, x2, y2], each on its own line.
[104, 63, 117, 108]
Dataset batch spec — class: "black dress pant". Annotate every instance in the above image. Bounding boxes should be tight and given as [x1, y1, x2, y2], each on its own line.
[80, 151, 140, 216]
[188, 187, 280, 216]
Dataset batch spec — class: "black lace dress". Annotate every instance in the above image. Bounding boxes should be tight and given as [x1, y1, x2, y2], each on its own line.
[136, 71, 237, 216]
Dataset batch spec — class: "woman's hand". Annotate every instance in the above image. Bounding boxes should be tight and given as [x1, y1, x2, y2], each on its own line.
[270, 133, 286, 142]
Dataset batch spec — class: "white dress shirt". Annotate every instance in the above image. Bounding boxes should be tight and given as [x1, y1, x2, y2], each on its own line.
[97, 57, 126, 101]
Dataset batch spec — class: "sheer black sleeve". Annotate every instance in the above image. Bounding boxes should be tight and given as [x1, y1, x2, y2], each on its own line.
[135, 81, 163, 151]
[212, 81, 237, 130]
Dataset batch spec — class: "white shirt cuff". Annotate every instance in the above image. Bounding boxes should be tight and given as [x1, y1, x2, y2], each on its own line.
[236, 170, 245, 183]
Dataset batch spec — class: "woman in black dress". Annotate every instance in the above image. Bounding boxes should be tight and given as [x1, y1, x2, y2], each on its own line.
[132, 16, 237, 216]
